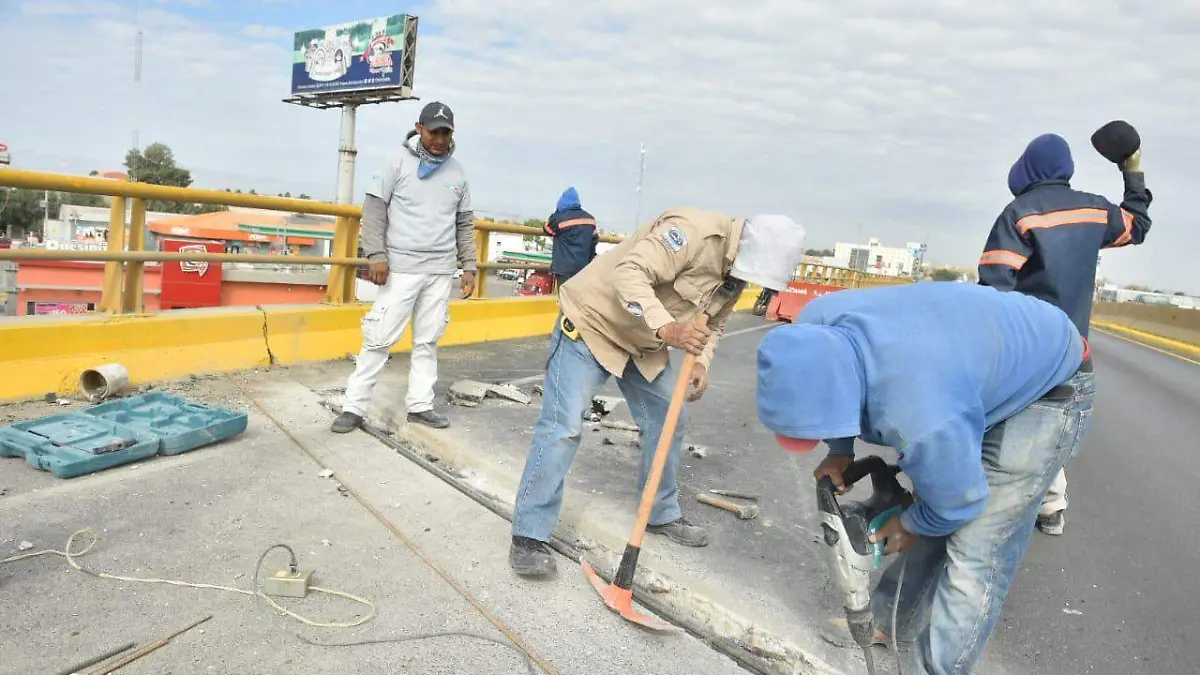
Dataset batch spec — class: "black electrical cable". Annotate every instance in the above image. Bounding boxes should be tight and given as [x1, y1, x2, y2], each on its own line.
[252, 544, 536, 675]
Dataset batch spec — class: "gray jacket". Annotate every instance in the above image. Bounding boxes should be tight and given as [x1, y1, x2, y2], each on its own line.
[361, 131, 476, 273]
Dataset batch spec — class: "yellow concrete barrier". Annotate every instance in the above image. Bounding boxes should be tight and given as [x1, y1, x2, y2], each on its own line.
[0, 288, 769, 403]
[0, 308, 271, 401]
[261, 297, 560, 365]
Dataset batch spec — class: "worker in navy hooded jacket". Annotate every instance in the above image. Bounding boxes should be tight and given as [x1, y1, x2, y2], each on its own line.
[756, 281, 1094, 675]
[977, 133, 1151, 536]
[543, 186, 599, 286]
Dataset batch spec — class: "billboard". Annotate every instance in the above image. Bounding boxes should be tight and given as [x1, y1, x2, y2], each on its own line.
[291, 14, 418, 97]
[0, 142, 10, 166]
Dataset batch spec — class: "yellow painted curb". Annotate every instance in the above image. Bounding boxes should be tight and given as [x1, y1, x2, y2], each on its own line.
[1091, 319, 1200, 359]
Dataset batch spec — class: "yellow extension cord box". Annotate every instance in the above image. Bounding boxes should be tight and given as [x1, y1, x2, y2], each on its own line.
[263, 566, 313, 599]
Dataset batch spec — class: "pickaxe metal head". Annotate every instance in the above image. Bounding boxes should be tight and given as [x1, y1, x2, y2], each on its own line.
[582, 558, 678, 632]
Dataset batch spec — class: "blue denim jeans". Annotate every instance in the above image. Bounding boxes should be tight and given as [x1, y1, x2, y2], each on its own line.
[871, 368, 1096, 675]
[511, 319, 686, 542]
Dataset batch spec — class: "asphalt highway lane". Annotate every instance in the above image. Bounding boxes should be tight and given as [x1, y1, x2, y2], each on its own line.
[985, 329, 1200, 675]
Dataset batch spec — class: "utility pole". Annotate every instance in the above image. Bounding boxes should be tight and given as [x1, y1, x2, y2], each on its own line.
[335, 104, 358, 205]
[634, 142, 646, 229]
[131, 0, 144, 180]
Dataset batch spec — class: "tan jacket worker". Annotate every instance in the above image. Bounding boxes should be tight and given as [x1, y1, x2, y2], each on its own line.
[508, 208, 808, 579]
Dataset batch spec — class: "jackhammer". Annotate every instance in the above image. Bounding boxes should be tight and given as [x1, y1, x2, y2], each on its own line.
[816, 456, 914, 674]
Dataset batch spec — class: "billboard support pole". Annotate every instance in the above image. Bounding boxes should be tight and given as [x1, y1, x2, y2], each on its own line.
[336, 104, 358, 205]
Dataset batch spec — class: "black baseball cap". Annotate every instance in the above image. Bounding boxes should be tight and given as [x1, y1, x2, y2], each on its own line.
[419, 101, 455, 131]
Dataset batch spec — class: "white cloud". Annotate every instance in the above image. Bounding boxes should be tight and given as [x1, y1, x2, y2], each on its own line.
[0, 0, 1198, 292]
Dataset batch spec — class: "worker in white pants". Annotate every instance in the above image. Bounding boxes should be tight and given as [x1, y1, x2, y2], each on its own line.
[1038, 468, 1069, 533]
[332, 101, 477, 433]
[342, 273, 454, 425]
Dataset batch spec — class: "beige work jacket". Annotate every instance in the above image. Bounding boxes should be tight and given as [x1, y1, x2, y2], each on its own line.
[558, 207, 746, 382]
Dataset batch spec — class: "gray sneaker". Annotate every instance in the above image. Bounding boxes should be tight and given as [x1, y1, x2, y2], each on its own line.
[331, 411, 363, 434]
[407, 410, 450, 429]
[1036, 510, 1066, 536]
[647, 517, 709, 547]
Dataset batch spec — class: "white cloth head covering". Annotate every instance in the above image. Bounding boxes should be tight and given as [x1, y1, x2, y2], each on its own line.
[730, 214, 807, 291]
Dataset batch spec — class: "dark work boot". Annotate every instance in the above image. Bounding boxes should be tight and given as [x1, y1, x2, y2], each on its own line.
[509, 536, 556, 578]
[407, 410, 450, 429]
[1036, 510, 1066, 536]
[647, 517, 709, 547]
[331, 411, 363, 434]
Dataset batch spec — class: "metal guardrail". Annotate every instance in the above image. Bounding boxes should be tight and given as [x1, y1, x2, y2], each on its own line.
[0, 167, 906, 315]
[0, 168, 622, 312]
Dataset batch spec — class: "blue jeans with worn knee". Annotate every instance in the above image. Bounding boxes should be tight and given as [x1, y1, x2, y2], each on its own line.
[511, 319, 686, 542]
[871, 369, 1096, 675]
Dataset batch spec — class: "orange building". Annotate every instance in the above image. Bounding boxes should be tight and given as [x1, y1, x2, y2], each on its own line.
[147, 210, 337, 257]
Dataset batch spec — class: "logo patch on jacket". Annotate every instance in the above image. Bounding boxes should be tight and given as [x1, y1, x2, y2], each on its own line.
[661, 226, 687, 252]
[445, 183, 463, 196]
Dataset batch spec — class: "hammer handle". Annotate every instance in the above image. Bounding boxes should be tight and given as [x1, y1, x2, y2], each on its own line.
[697, 493, 742, 514]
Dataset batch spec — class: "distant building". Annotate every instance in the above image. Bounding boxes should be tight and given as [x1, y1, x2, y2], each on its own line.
[829, 238, 925, 277]
[147, 210, 335, 257]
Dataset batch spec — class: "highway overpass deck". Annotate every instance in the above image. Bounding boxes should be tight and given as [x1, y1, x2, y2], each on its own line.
[2, 312, 1198, 675]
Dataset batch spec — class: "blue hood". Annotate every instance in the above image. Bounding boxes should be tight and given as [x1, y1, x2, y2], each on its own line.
[556, 187, 581, 211]
[1007, 133, 1074, 196]
[755, 324, 865, 441]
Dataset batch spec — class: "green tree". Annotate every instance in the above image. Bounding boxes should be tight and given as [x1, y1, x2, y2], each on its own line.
[0, 188, 60, 236]
[930, 268, 960, 282]
[805, 248, 834, 257]
[125, 142, 227, 214]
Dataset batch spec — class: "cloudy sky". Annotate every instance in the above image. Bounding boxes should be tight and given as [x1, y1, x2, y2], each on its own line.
[1, 0, 1196, 292]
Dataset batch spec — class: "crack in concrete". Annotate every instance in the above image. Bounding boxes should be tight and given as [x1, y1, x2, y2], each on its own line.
[256, 305, 278, 366]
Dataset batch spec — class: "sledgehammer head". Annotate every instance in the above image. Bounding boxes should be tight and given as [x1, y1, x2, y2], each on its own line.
[1091, 120, 1140, 164]
[732, 503, 760, 520]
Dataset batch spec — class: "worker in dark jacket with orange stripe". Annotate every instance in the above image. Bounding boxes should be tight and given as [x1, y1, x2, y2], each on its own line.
[544, 187, 599, 286]
[978, 132, 1152, 536]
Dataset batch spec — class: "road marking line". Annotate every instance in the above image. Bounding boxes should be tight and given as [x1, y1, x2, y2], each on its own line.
[720, 322, 778, 339]
[505, 374, 546, 386]
[1093, 327, 1200, 367]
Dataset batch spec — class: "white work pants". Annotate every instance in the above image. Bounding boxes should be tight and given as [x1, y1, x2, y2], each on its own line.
[343, 272, 453, 418]
[1039, 467, 1068, 516]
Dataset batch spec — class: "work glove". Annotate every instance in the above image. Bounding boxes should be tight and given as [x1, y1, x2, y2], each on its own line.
[1121, 148, 1143, 173]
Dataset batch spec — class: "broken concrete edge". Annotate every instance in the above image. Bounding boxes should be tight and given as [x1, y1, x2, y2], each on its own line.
[391, 421, 845, 675]
[449, 380, 535, 406]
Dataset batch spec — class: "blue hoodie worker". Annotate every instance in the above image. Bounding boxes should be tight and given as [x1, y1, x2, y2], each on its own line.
[332, 101, 477, 434]
[509, 209, 810, 578]
[978, 133, 1151, 536]
[543, 187, 599, 285]
[756, 282, 1094, 675]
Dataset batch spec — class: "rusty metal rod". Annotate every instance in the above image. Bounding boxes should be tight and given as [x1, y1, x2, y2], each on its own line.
[52, 642, 136, 675]
[89, 615, 212, 675]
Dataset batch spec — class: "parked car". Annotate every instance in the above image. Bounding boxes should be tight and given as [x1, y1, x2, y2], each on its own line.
[517, 271, 556, 296]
